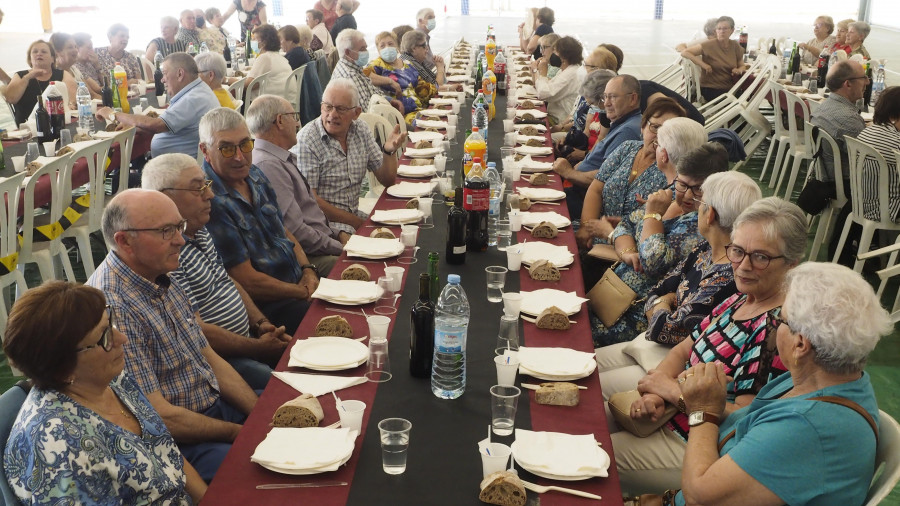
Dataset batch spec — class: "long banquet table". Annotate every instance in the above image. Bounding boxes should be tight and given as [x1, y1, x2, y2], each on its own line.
[203, 57, 623, 505]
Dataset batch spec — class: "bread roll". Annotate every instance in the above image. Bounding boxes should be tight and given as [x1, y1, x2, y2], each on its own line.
[55, 146, 75, 156]
[535, 382, 580, 406]
[528, 259, 560, 282]
[314, 315, 353, 337]
[410, 158, 434, 166]
[531, 221, 558, 238]
[370, 227, 396, 239]
[518, 196, 532, 211]
[524, 138, 544, 147]
[414, 140, 432, 149]
[145, 110, 159, 118]
[520, 112, 536, 123]
[25, 161, 43, 176]
[272, 394, 324, 428]
[535, 306, 570, 330]
[519, 100, 536, 110]
[519, 125, 540, 136]
[341, 263, 371, 282]
[528, 173, 549, 185]
[478, 471, 526, 506]
[406, 198, 420, 210]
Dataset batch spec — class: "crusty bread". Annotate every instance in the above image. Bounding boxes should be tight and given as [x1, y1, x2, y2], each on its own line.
[414, 140, 432, 149]
[535, 306, 570, 330]
[370, 227, 396, 239]
[73, 132, 92, 142]
[528, 173, 549, 185]
[425, 127, 440, 133]
[341, 263, 371, 282]
[519, 125, 540, 136]
[421, 115, 440, 121]
[25, 161, 43, 176]
[531, 221, 558, 238]
[272, 394, 324, 428]
[519, 112, 537, 123]
[524, 138, 544, 147]
[535, 382, 580, 406]
[518, 197, 532, 211]
[314, 315, 353, 337]
[528, 259, 560, 282]
[410, 158, 434, 166]
[55, 145, 75, 156]
[105, 121, 119, 132]
[405, 198, 420, 210]
[478, 471, 526, 506]
[519, 100, 536, 110]
[513, 153, 526, 162]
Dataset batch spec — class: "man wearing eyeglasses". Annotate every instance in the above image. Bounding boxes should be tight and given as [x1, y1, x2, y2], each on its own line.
[810, 60, 867, 184]
[295, 78, 406, 234]
[87, 189, 258, 482]
[553, 74, 643, 218]
[198, 107, 318, 337]
[249, 95, 348, 276]
[96, 52, 219, 159]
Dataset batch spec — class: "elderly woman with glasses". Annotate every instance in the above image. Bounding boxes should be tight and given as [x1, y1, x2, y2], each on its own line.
[669, 262, 890, 505]
[680, 15, 746, 102]
[578, 99, 690, 251]
[366, 31, 435, 119]
[799, 15, 836, 65]
[608, 197, 806, 495]
[399, 30, 456, 92]
[95, 23, 142, 80]
[3, 281, 206, 503]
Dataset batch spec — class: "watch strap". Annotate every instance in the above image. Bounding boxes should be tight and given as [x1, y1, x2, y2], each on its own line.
[689, 410, 721, 426]
[643, 213, 662, 222]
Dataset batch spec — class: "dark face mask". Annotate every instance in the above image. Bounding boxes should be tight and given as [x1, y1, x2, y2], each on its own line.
[196, 16, 205, 29]
[549, 53, 562, 67]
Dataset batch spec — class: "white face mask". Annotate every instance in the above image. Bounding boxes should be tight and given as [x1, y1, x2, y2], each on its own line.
[380, 47, 398, 63]
[426, 18, 436, 31]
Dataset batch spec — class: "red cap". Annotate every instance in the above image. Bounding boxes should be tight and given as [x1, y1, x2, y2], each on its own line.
[473, 157, 482, 163]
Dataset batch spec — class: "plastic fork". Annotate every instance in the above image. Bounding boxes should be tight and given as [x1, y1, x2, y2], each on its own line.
[521, 480, 601, 500]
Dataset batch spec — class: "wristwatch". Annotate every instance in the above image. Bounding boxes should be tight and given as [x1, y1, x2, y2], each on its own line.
[301, 264, 319, 276]
[688, 410, 721, 427]
[643, 213, 662, 222]
[382, 144, 396, 156]
[650, 297, 668, 310]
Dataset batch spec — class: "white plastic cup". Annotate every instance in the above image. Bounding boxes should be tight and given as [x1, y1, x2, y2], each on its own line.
[11, 156, 25, 173]
[42, 141, 56, 157]
[400, 224, 419, 247]
[138, 81, 147, 95]
[448, 114, 458, 127]
[503, 119, 514, 132]
[502, 292, 523, 317]
[159, 93, 167, 106]
[450, 101, 460, 114]
[434, 154, 447, 173]
[506, 247, 523, 271]
[90, 98, 102, 114]
[507, 107, 516, 119]
[494, 355, 520, 386]
[480, 442, 512, 478]
[446, 124, 457, 140]
[508, 211, 523, 232]
[504, 132, 517, 147]
[338, 400, 366, 433]
[417, 197, 433, 218]
[384, 266, 404, 292]
[366, 315, 391, 341]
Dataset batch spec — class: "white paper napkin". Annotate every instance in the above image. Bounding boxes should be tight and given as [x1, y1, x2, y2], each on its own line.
[429, 97, 458, 106]
[515, 109, 547, 119]
[516, 135, 547, 144]
[516, 347, 596, 376]
[519, 242, 574, 267]
[516, 155, 554, 172]
[404, 147, 444, 158]
[515, 145, 553, 156]
[397, 165, 437, 178]
[512, 429, 609, 478]
[386, 181, 435, 198]
[446, 75, 472, 83]
[517, 187, 566, 201]
[520, 211, 571, 228]
[371, 208, 424, 224]
[407, 131, 445, 143]
[512, 123, 547, 132]
[418, 108, 450, 117]
[273, 371, 367, 397]
[412, 119, 449, 129]
[519, 288, 586, 315]
[251, 427, 357, 470]
[311, 277, 381, 302]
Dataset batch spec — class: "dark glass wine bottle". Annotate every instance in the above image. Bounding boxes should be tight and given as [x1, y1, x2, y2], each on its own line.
[427, 252, 440, 302]
[34, 95, 51, 143]
[101, 75, 113, 108]
[446, 188, 467, 265]
[409, 273, 435, 378]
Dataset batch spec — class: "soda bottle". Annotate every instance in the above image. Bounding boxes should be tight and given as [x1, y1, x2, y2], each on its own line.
[485, 162, 501, 247]
[482, 68, 497, 120]
[431, 274, 470, 399]
[463, 127, 486, 175]
[34, 94, 51, 143]
[43, 84, 64, 143]
[76, 81, 93, 133]
[464, 157, 489, 252]
[101, 75, 114, 108]
[446, 189, 467, 265]
[199, 41, 210, 53]
[816, 48, 830, 90]
[485, 34, 497, 72]
[871, 63, 886, 107]
[494, 50, 507, 96]
[109, 70, 122, 112]
[187, 42, 197, 56]
[862, 61, 873, 113]
[410, 273, 435, 378]
[113, 63, 131, 113]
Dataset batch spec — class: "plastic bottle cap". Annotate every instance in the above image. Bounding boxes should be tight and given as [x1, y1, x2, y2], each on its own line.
[447, 274, 460, 284]
[473, 157, 481, 163]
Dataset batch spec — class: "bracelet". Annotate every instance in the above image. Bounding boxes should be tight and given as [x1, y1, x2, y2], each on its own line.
[382, 144, 395, 156]
[643, 213, 662, 222]
[617, 246, 637, 257]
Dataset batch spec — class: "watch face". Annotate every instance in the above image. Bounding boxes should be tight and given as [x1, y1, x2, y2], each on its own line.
[689, 411, 704, 426]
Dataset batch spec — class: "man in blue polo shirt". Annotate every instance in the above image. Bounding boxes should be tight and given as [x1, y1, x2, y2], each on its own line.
[96, 52, 219, 159]
[553, 74, 642, 218]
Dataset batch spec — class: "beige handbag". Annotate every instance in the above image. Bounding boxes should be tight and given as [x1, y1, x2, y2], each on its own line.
[608, 390, 678, 438]
[587, 263, 646, 328]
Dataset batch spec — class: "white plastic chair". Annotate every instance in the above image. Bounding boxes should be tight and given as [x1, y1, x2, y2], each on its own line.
[370, 102, 407, 136]
[0, 172, 27, 352]
[806, 123, 848, 261]
[106, 127, 136, 199]
[60, 138, 114, 278]
[772, 88, 813, 199]
[864, 410, 900, 505]
[227, 76, 247, 104]
[284, 63, 310, 114]
[244, 71, 271, 113]
[832, 137, 900, 273]
[759, 81, 791, 183]
[358, 112, 393, 199]
[18, 154, 77, 286]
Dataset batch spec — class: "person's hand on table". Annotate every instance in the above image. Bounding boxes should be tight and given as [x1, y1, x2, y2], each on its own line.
[731, 67, 744, 76]
[300, 269, 319, 298]
[566, 149, 585, 164]
[644, 188, 672, 216]
[95, 106, 115, 122]
[576, 218, 614, 250]
[630, 392, 667, 421]
[679, 362, 729, 418]
[258, 327, 290, 361]
[384, 124, 407, 153]
[258, 320, 289, 341]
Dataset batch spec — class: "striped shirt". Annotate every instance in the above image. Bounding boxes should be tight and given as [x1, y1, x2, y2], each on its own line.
[148, 37, 188, 59]
[86, 252, 220, 413]
[332, 58, 378, 110]
[176, 28, 201, 49]
[401, 53, 437, 87]
[856, 123, 900, 222]
[810, 93, 866, 181]
[171, 227, 250, 336]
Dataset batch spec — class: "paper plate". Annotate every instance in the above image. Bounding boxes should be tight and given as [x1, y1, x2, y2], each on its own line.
[291, 337, 369, 368]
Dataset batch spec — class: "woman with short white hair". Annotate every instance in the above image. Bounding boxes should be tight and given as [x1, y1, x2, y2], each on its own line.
[146, 17, 186, 63]
[846, 21, 872, 59]
[674, 262, 889, 505]
[195, 52, 234, 109]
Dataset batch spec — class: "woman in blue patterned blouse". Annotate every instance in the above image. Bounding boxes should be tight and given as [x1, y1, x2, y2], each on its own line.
[3, 282, 206, 504]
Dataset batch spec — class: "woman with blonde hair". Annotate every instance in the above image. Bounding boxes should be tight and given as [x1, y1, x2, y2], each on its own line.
[367, 31, 435, 119]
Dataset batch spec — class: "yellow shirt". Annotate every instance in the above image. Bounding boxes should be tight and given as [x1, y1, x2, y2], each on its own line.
[213, 87, 236, 109]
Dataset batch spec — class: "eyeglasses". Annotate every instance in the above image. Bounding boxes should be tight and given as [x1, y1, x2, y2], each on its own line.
[321, 101, 357, 114]
[691, 196, 707, 207]
[216, 139, 254, 158]
[602, 92, 634, 102]
[725, 244, 786, 269]
[415, 43, 428, 48]
[276, 112, 302, 123]
[75, 305, 116, 353]
[646, 121, 664, 133]
[848, 75, 870, 82]
[770, 312, 793, 333]
[673, 178, 703, 195]
[123, 219, 188, 240]
[163, 179, 213, 196]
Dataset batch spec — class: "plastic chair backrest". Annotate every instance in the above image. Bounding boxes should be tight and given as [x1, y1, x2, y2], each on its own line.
[0, 381, 30, 505]
[285, 63, 310, 113]
[370, 103, 407, 135]
[359, 112, 391, 147]
[0, 173, 27, 330]
[781, 89, 811, 148]
[244, 71, 271, 110]
[107, 128, 136, 198]
[807, 122, 847, 208]
[18, 154, 72, 262]
[227, 77, 247, 103]
[845, 136, 894, 224]
[768, 81, 788, 137]
[865, 410, 900, 505]
[65, 139, 113, 231]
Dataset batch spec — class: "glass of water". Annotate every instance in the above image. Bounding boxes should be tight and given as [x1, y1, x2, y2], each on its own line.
[485, 266, 508, 303]
[496, 219, 511, 251]
[379, 418, 412, 474]
[490, 385, 520, 436]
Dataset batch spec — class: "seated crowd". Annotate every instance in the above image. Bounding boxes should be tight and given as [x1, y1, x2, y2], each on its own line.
[1, 5, 896, 505]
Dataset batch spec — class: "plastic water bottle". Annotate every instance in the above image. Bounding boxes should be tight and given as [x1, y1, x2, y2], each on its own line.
[871, 64, 886, 107]
[199, 41, 210, 53]
[485, 162, 501, 246]
[76, 81, 93, 133]
[431, 274, 470, 399]
[473, 102, 489, 141]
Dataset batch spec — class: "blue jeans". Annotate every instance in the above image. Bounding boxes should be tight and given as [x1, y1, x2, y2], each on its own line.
[227, 357, 272, 390]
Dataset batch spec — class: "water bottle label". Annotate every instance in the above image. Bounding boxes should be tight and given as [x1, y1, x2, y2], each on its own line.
[434, 329, 463, 352]
[79, 104, 92, 117]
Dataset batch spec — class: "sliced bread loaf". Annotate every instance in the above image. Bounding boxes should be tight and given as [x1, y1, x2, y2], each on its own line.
[531, 221, 558, 238]
[341, 263, 371, 282]
[272, 393, 324, 428]
[478, 470, 527, 506]
[314, 315, 353, 337]
[535, 382, 580, 406]
[370, 227, 396, 239]
[528, 173, 549, 185]
[535, 306, 570, 330]
[528, 259, 560, 282]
